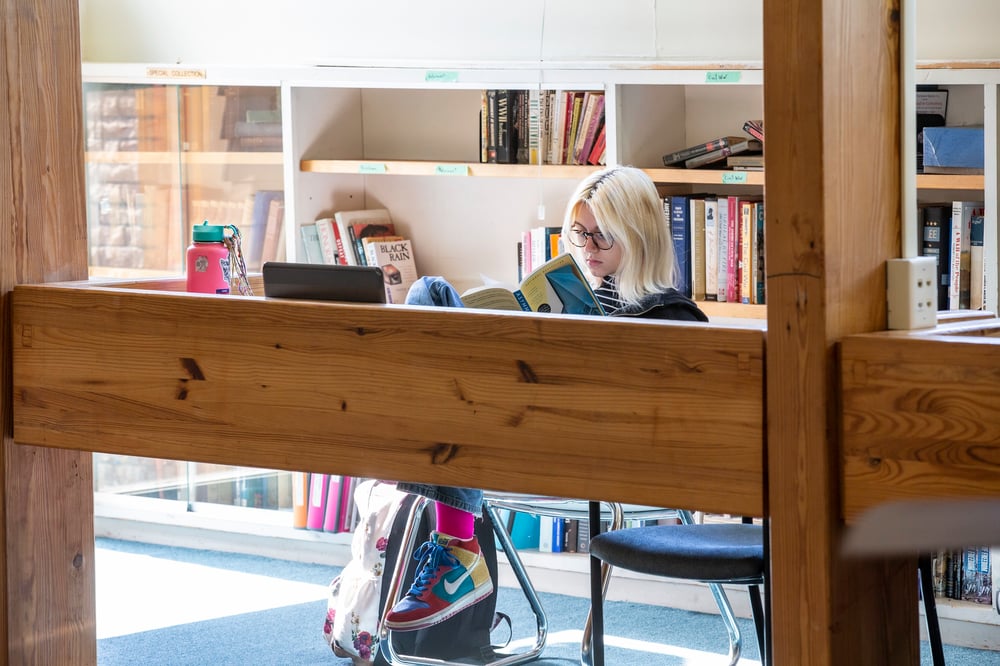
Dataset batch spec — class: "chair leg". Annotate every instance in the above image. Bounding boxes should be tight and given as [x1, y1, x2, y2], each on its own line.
[748, 584, 766, 666]
[918, 555, 946, 666]
[707, 582, 743, 666]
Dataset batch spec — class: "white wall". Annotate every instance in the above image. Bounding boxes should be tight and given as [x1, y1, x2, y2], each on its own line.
[79, 0, 764, 66]
[80, 0, 998, 67]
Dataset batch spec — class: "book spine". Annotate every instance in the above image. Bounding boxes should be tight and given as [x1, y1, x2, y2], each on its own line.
[689, 198, 706, 301]
[314, 218, 339, 264]
[322, 475, 342, 532]
[716, 197, 729, 302]
[704, 197, 718, 301]
[669, 196, 691, 297]
[496, 90, 512, 163]
[486, 89, 498, 163]
[299, 224, 324, 264]
[538, 516, 554, 553]
[740, 201, 754, 304]
[551, 518, 564, 553]
[755, 201, 766, 304]
[528, 89, 542, 165]
[742, 119, 765, 143]
[306, 473, 328, 531]
[292, 472, 309, 529]
[726, 197, 741, 304]
[949, 201, 964, 310]
[970, 210, 985, 310]
[587, 123, 606, 166]
[662, 137, 727, 166]
[480, 90, 489, 163]
[339, 476, 357, 533]
[513, 289, 531, 312]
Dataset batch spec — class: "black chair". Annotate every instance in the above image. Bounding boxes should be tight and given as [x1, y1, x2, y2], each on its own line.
[588, 511, 768, 666]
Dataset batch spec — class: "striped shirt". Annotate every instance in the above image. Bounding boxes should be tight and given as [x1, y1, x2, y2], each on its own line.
[593, 276, 625, 315]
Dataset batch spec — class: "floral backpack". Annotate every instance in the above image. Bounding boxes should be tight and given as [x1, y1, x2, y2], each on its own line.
[322, 479, 408, 664]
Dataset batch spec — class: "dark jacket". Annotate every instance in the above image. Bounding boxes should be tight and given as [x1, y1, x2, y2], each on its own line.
[596, 277, 708, 322]
[616, 288, 708, 321]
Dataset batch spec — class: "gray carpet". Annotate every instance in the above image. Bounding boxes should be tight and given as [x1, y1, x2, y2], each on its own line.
[96, 538, 993, 665]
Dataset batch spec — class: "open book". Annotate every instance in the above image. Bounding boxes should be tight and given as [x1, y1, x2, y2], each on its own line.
[461, 253, 605, 316]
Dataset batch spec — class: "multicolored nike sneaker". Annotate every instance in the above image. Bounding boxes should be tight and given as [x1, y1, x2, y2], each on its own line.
[382, 532, 493, 631]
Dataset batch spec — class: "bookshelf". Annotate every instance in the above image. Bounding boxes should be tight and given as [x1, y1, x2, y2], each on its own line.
[912, 67, 1000, 314]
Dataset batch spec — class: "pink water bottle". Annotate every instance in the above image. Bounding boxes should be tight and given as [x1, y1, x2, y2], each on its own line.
[186, 222, 232, 293]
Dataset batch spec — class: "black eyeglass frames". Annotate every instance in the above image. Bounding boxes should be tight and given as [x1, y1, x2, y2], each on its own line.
[567, 227, 614, 251]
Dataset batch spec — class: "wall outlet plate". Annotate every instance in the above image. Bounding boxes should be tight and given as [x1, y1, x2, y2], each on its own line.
[887, 257, 938, 330]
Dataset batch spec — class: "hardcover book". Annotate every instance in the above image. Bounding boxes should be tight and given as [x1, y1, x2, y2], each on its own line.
[313, 217, 341, 265]
[461, 252, 604, 316]
[306, 473, 329, 531]
[333, 208, 395, 265]
[668, 195, 691, 297]
[742, 119, 765, 143]
[299, 224, 324, 264]
[684, 138, 759, 169]
[970, 210, 986, 310]
[951, 200, 984, 309]
[662, 135, 747, 166]
[704, 196, 719, 301]
[920, 204, 951, 310]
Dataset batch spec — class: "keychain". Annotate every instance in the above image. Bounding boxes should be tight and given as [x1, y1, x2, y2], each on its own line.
[223, 224, 254, 296]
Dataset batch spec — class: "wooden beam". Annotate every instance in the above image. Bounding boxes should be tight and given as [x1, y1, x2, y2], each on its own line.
[12, 284, 766, 516]
[764, 0, 920, 663]
[1, 0, 95, 663]
[841, 329, 1000, 523]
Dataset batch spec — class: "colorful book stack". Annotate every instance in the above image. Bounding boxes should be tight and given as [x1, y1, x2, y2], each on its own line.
[294, 472, 361, 533]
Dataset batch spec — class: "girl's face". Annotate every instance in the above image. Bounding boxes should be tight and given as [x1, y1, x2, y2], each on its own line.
[572, 204, 622, 279]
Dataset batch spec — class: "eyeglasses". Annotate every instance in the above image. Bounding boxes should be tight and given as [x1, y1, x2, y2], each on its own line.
[568, 227, 614, 251]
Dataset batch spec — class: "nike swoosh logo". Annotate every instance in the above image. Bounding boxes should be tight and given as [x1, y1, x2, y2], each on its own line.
[442, 566, 474, 596]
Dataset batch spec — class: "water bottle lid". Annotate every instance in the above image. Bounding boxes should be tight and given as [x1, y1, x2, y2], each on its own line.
[192, 221, 226, 242]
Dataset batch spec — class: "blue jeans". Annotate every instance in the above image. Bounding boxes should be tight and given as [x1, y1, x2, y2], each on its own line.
[394, 483, 483, 515]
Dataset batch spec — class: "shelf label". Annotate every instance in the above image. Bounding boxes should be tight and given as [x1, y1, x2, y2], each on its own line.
[705, 71, 741, 83]
[358, 163, 387, 174]
[434, 164, 469, 176]
[425, 70, 459, 83]
[722, 172, 748, 184]
[145, 67, 206, 80]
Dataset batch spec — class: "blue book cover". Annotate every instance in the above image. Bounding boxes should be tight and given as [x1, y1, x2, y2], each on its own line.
[923, 127, 984, 169]
[668, 195, 691, 297]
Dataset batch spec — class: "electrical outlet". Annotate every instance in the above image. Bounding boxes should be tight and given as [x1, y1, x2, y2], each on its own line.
[886, 257, 938, 330]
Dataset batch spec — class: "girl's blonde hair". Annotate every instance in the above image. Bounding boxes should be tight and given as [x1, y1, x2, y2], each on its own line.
[562, 165, 678, 305]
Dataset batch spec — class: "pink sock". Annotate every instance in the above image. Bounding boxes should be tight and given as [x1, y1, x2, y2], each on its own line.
[435, 502, 475, 540]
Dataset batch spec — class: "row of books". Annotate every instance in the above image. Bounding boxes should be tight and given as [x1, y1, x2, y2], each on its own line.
[919, 200, 987, 311]
[480, 89, 606, 166]
[291, 472, 362, 533]
[930, 547, 993, 605]
[518, 225, 563, 282]
[299, 208, 419, 303]
[661, 123, 764, 170]
[669, 194, 766, 305]
[191, 189, 285, 271]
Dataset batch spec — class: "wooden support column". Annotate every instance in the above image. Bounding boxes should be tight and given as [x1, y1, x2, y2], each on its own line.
[1, 0, 95, 663]
[764, 0, 920, 663]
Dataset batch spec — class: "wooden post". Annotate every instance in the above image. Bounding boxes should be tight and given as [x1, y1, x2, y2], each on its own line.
[1, 0, 96, 663]
[764, 0, 920, 663]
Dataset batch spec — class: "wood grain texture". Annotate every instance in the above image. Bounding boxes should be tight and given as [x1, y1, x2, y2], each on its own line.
[841, 333, 1000, 522]
[764, 0, 916, 663]
[1, 0, 95, 663]
[12, 284, 766, 517]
